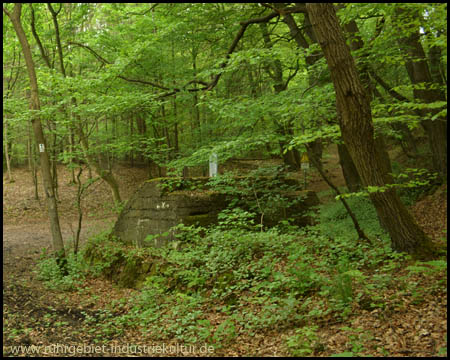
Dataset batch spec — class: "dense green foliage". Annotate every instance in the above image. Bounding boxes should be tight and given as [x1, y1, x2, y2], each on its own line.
[37, 199, 446, 354]
[3, 4, 446, 177]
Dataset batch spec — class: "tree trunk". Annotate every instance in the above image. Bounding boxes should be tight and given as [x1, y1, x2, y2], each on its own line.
[368, 70, 419, 159]
[28, 124, 40, 200]
[69, 128, 76, 184]
[129, 116, 134, 166]
[77, 123, 122, 204]
[337, 143, 361, 192]
[260, 22, 301, 170]
[136, 114, 147, 163]
[307, 143, 369, 242]
[27, 132, 32, 171]
[281, 9, 336, 172]
[192, 51, 202, 148]
[5, 4, 65, 263]
[173, 97, 179, 154]
[395, 6, 447, 179]
[4, 117, 14, 182]
[47, 4, 122, 203]
[306, 3, 437, 259]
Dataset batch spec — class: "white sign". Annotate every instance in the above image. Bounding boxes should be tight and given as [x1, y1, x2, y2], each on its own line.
[301, 162, 310, 170]
[39, 144, 45, 153]
[209, 152, 218, 177]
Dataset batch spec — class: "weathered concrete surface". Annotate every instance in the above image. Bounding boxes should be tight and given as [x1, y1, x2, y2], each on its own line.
[112, 178, 227, 247]
[112, 177, 319, 247]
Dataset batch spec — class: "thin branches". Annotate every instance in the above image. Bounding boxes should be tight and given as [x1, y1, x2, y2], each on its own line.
[69, 5, 308, 98]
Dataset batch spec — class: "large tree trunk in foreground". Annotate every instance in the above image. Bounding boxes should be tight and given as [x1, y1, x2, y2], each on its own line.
[5, 4, 65, 262]
[306, 3, 437, 258]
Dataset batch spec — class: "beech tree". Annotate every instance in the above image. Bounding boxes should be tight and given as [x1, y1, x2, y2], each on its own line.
[4, 3, 66, 266]
[305, 3, 437, 258]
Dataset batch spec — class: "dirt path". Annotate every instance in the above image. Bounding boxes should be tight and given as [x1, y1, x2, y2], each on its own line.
[2, 164, 150, 356]
[2, 219, 110, 357]
[3, 218, 115, 279]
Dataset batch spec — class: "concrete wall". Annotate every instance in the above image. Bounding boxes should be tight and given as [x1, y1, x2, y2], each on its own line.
[112, 177, 319, 247]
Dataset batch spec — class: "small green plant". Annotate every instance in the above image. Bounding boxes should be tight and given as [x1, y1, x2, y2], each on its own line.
[406, 260, 447, 275]
[321, 263, 366, 318]
[340, 326, 373, 356]
[437, 346, 447, 356]
[158, 177, 205, 193]
[217, 208, 258, 231]
[212, 318, 237, 347]
[36, 251, 87, 291]
[286, 325, 320, 356]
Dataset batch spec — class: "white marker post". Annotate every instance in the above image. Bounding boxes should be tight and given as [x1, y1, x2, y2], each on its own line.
[209, 152, 218, 177]
[301, 153, 309, 188]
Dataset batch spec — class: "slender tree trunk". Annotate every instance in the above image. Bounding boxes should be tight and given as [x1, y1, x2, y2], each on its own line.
[161, 105, 172, 159]
[280, 11, 325, 170]
[50, 126, 59, 201]
[77, 122, 122, 204]
[260, 22, 302, 170]
[306, 3, 437, 259]
[48, 3, 122, 201]
[32, 155, 39, 201]
[173, 97, 179, 154]
[192, 50, 202, 148]
[307, 143, 369, 241]
[5, 4, 65, 263]
[368, 70, 420, 159]
[395, 6, 447, 179]
[129, 116, 134, 166]
[4, 117, 14, 182]
[69, 129, 76, 183]
[27, 133, 32, 171]
[28, 124, 40, 200]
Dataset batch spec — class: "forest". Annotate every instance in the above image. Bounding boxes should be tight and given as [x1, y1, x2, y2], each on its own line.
[3, 3, 447, 357]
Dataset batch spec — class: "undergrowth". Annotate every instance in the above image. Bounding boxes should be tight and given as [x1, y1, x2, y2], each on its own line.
[36, 194, 447, 356]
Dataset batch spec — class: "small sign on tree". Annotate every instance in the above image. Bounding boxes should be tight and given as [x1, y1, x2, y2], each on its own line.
[209, 152, 218, 177]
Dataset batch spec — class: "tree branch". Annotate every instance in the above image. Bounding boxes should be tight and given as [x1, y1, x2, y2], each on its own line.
[125, 4, 159, 16]
[29, 4, 52, 68]
[68, 41, 112, 65]
[368, 70, 411, 102]
[70, 5, 308, 98]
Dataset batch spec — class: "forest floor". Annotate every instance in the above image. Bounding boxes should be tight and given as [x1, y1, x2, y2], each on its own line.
[3, 147, 447, 357]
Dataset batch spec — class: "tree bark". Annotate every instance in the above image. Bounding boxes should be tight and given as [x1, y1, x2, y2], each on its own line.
[77, 122, 122, 204]
[368, 69, 419, 159]
[306, 3, 437, 258]
[5, 4, 65, 262]
[260, 22, 302, 170]
[4, 117, 14, 182]
[337, 143, 361, 192]
[395, 6, 447, 179]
